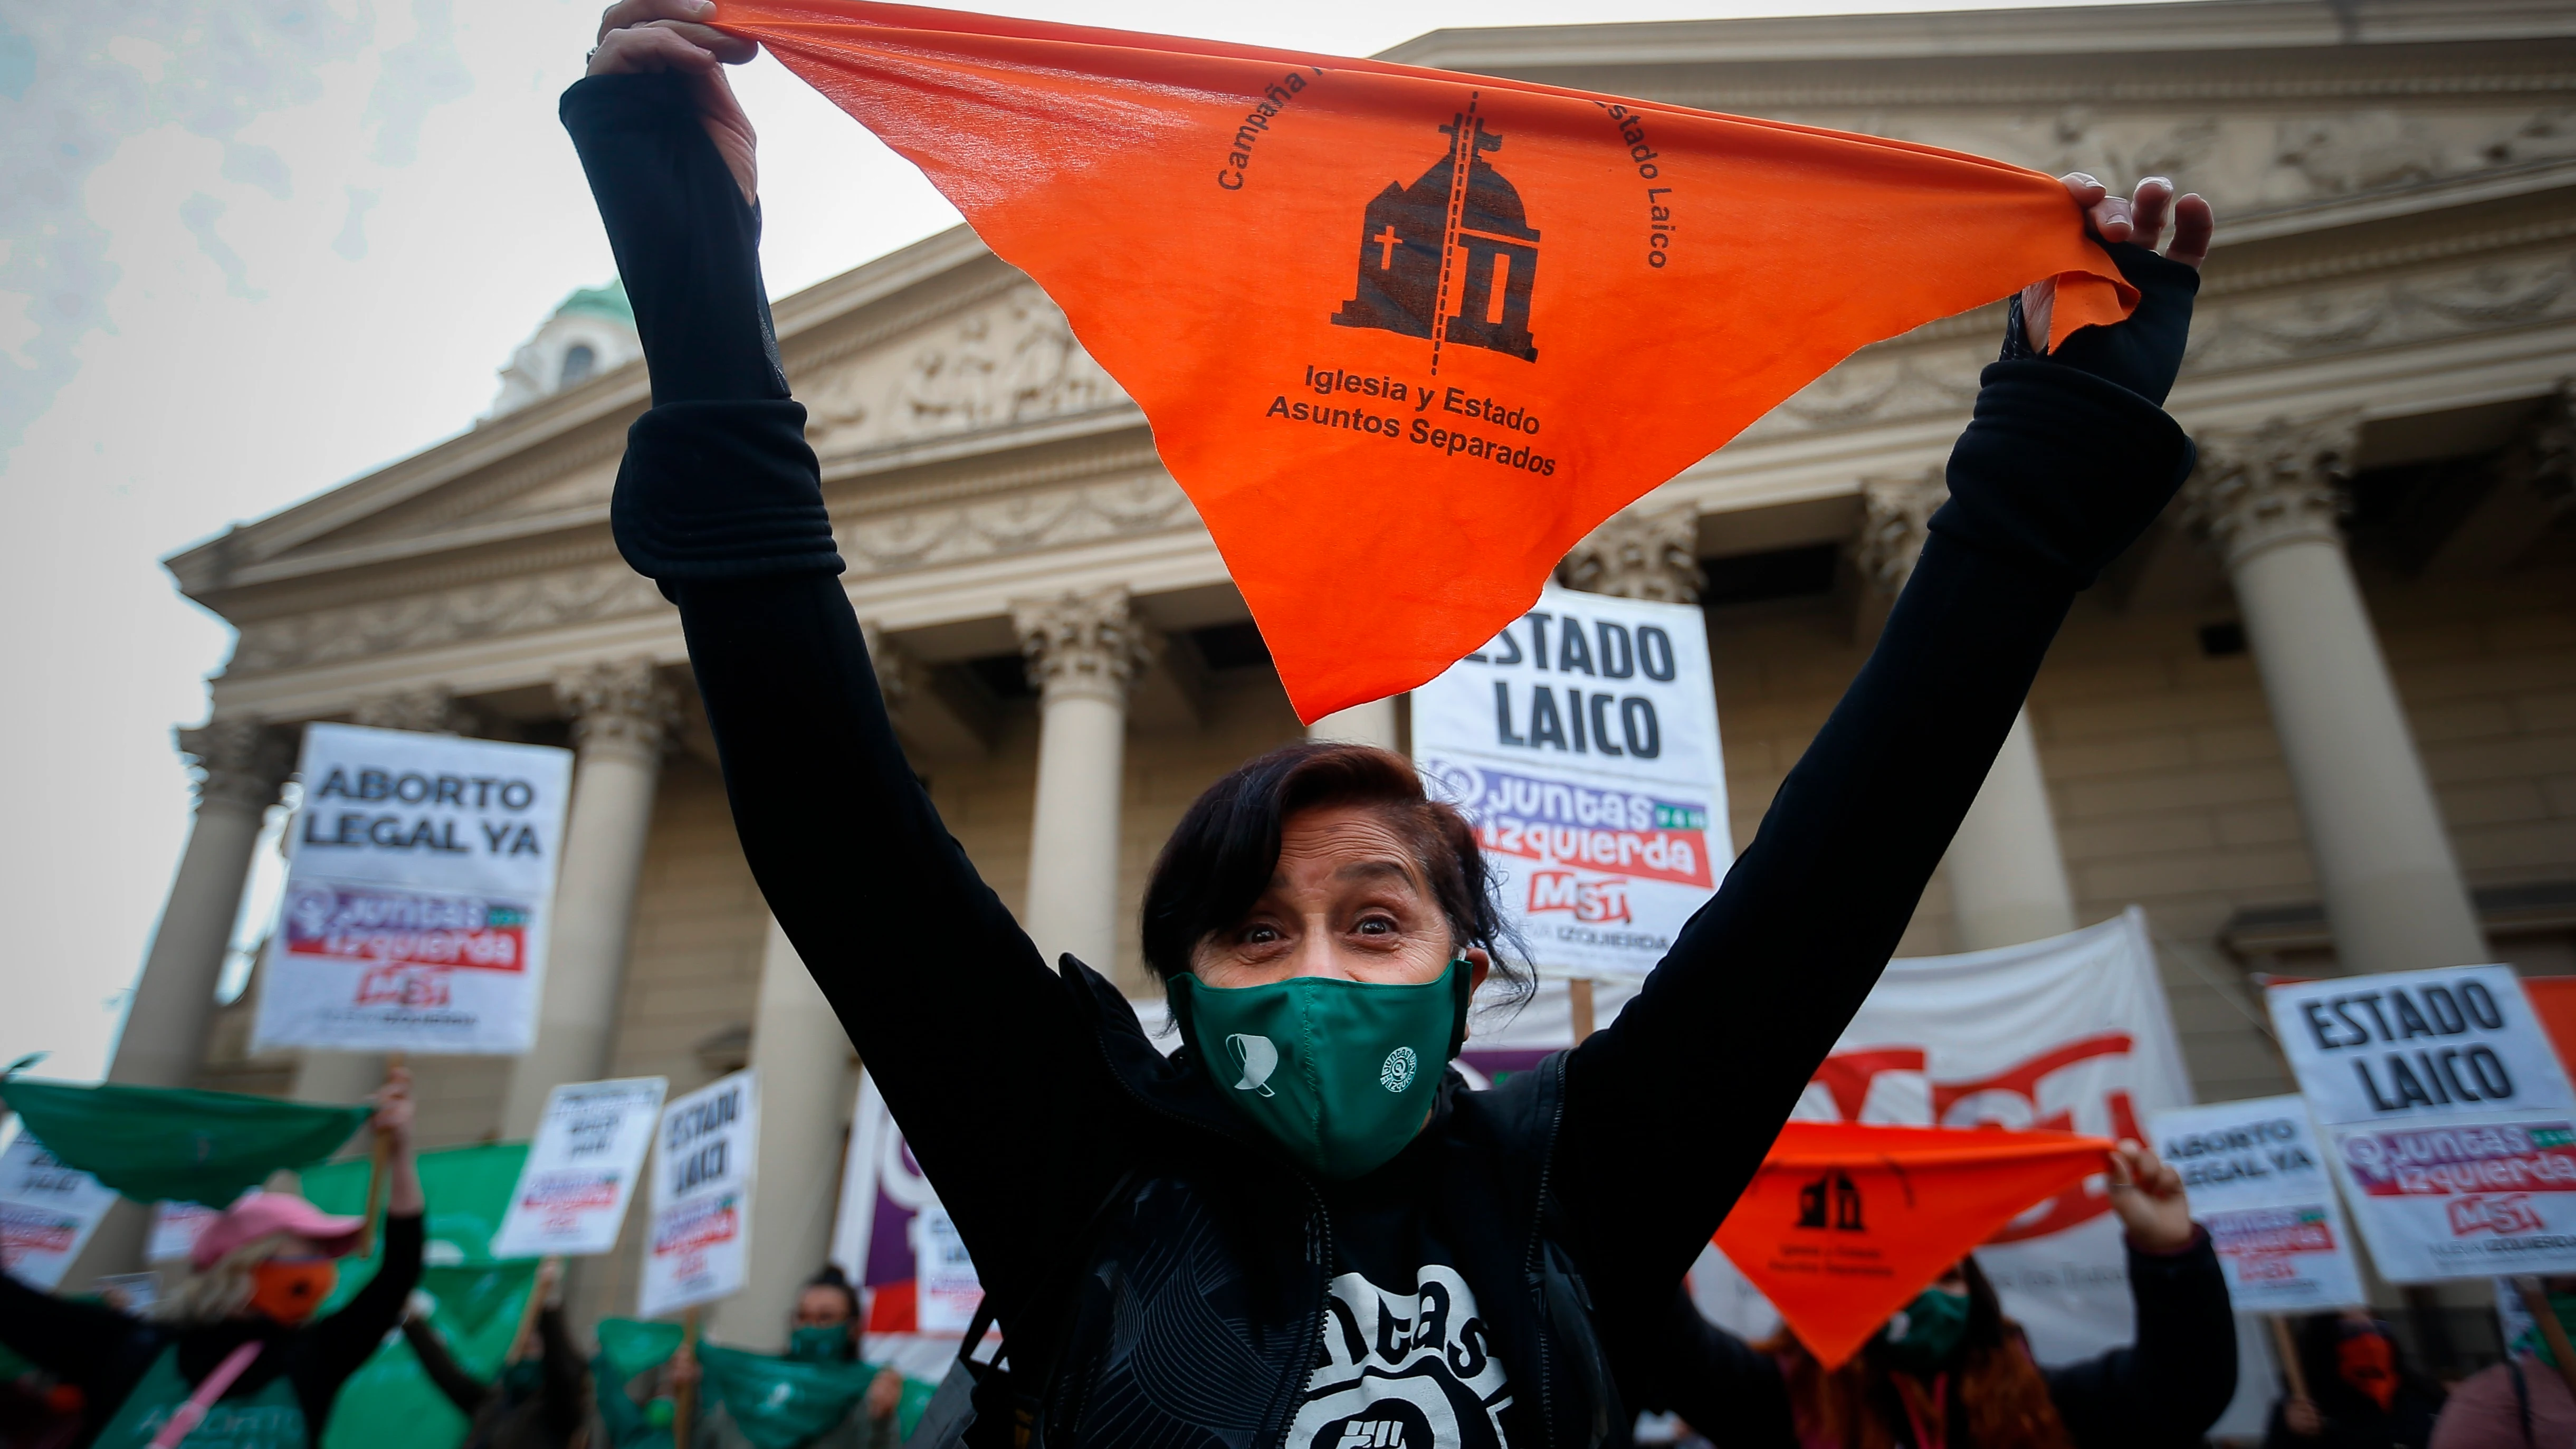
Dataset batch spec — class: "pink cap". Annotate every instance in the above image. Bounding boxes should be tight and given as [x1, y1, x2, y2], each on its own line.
[190, 1192, 368, 1271]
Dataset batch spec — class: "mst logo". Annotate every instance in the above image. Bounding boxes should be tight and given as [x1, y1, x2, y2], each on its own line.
[2451, 1194, 2546, 1237]
[1333, 94, 1540, 367]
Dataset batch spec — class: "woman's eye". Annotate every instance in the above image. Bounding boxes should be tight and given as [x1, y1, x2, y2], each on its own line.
[1355, 916, 1394, 935]
[1243, 924, 1281, 945]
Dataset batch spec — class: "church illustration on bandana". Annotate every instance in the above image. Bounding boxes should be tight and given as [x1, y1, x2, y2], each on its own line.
[1333, 108, 1541, 363]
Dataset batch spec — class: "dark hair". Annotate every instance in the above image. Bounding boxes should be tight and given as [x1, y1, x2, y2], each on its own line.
[804, 1263, 861, 1321]
[1140, 742, 1529, 1004]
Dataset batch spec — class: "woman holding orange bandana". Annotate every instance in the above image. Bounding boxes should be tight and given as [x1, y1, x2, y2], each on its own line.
[0, 1069, 425, 1449]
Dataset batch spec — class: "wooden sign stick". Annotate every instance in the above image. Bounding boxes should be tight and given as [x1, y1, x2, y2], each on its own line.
[673, 1307, 703, 1449]
[2516, 1277, 2576, 1403]
[355, 1052, 406, 1259]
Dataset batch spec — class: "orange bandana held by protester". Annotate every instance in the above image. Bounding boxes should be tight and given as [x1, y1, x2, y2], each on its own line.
[711, 1, 2140, 721]
[1715, 1123, 2113, 1369]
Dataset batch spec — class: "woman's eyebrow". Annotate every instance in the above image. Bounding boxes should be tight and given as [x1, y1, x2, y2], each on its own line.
[1334, 859, 1416, 886]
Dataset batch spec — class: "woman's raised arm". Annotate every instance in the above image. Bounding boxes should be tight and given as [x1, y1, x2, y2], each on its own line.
[566, 4, 1115, 1313]
[1556, 178, 2212, 1321]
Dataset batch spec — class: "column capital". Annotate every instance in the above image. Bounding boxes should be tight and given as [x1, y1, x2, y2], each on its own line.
[1558, 504, 1703, 602]
[176, 717, 294, 814]
[1852, 467, 1949, 598]
[554, 657, 679, 762]
[859, 621, 911, 709]
[2182, 412, 2361, 570]
[353, 685, 478, 736]
[1012, 587, 1158, 706]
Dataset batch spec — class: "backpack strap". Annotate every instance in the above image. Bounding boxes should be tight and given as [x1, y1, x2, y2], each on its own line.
[2511, 1356, 2535, 1448]
[150, 1341, 265, 1449]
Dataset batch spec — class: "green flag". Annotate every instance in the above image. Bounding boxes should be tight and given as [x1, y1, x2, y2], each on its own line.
[592, 1319, 938, 1449]
[303, 1143, 537, 1449]
[0, 1076, 369, 1207]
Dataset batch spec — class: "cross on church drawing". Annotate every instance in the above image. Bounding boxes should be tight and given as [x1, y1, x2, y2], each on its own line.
[1332, 105, 1541, 363]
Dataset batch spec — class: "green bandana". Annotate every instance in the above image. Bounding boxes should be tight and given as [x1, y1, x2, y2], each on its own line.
[1168, 961, 1469, 1180]
[1881, 1286, 1970, 1373]
[787, 1324, 852, 1363]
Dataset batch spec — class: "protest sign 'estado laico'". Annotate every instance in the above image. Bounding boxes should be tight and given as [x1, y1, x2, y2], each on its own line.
[253, 723, 573, 1056]
[493, 1077, 668, 1261]
[712, 1, 2143, 722]
[2268, 964, 2576, 1282]
[641, 1070, 760, 1319]
[1413, 584, 1730, 978]
[2148, 1096, 2364, 1312]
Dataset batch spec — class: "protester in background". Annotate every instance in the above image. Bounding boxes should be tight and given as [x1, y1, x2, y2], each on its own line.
[571, 3, 2211, 1442]
[776, 1266, 904, 1448]
[2266, 1310, 2443, 1449]
[402, 1259, 587, 1449]
[1637, 1141, 2232, 1449]
[2428, 1287, 2571, 1449]
[0, 1068, 424, 1448]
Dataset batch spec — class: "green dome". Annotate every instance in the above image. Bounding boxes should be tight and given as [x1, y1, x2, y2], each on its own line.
[555, 280, 633, 327]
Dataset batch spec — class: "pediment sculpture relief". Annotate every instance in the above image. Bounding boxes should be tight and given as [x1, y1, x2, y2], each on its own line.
[806, 283, 1130, 452]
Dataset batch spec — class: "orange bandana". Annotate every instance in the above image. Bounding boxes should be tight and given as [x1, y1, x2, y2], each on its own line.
[1714, 1123, 2110, 1369]
[716, 2, 2136, 720]
[248, 1259, 339, 1326]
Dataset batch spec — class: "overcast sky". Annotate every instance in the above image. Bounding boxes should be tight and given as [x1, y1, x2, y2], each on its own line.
[0, 0, 2183, 1088]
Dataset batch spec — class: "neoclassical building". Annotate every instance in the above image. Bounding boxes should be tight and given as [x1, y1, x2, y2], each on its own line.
[96, 0, 2576, 1343]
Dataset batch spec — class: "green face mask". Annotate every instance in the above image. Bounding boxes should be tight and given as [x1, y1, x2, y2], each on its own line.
[1168, 961, 1470, 1180]
[500, 1359, 546, 1397]
[1881, 1286, 1970, 1373]
[786, 1324, 851, 1364]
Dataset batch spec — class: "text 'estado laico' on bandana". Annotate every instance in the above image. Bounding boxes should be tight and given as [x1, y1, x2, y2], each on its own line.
[710, 1, 2141, 721]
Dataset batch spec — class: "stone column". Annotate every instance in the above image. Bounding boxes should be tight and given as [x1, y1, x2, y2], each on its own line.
[113, 719, 295, 1088]
[709, 917, 854, 1351]
[1012, 588, 1155, 974]
[1308, 697, 1402, 751]
[2185, 414, 2488, 975]
[1858, 471, 2079, 950]
[1559, 503, 1704, 603]
[499, 659, 677, 1137]
[73, 718, 294, 1279]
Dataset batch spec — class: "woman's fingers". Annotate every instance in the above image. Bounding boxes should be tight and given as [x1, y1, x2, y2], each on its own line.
[599, 0, 713, 43]
[2089, 192, 2134, 244]
[597, 1, 757, 63]
[2168, 192, 2215, 269]
[2129, 178, 2174, 253]
[590, 23, 720, 77]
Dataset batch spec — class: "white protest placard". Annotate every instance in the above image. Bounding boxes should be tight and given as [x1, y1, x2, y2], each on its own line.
[147, 1202, 218, 1264]
[640, 1071, 758, 1319]
[492, 1077, 667, 1260]
[2149, 1096, 2365, 1311]
[1412, 584, 1730, 978]
[2268, 964, 2576, 1281]
[252, 723, 573, 1055]
[0, 1134, 119, 1290]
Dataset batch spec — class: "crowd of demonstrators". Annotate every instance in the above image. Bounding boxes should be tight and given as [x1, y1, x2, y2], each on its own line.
[402, 1258, 588, 1449]
[1629, 1142, 2235, 1449]
[2429, 1285, 2576, 1448]
[567, 2, 2211, 1446]
[0, 1069, 424, 1449]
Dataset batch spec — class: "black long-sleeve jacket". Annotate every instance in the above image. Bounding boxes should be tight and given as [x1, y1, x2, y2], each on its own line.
[0, 1214, 424, 1448]
[565, 66, 2198, 1449]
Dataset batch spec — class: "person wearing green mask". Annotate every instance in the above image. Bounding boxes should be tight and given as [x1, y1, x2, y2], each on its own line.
[570, 4, 2214, 1444]
[400, 1258, 587, 1449]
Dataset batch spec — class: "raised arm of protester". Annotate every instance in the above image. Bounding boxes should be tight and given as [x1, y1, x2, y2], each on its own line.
[1557, 185, 2212, 1326]
[566, 0, 1117, 1322]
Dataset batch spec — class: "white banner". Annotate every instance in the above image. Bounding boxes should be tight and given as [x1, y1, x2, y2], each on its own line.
[1689, 910, 2193, 1364]
[2268, 965, 2576, 1282]
[1412, 584, 1731, 979]
[2149, 1096, 2365, 1311]
[251, 723, 573, 1055]
[829, 1072, 988, 1381]
[640, 1071, 758, 1319]
[493, 1077, 667, 1260]
[0, 1133, 118, 1290]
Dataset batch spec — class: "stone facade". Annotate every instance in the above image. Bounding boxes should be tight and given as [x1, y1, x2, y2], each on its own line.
[112, 0, 2576, 1336]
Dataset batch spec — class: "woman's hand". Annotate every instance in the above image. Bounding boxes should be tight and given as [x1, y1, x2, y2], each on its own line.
[374, 1064, 427, 1216]
[590, 0, 760, 202]
[2104, 1139, 2196, 1253]
[2019, 174, 2214, 351]
[2282, 1394, 2324, 1437]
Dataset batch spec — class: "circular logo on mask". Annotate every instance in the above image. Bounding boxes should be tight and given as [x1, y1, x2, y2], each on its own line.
[1380, 1046, 1419, 1093]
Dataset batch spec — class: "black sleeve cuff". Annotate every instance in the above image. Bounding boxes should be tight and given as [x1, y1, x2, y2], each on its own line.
[1927, 360, 2195, 592]
[613, 400, 845, 583]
